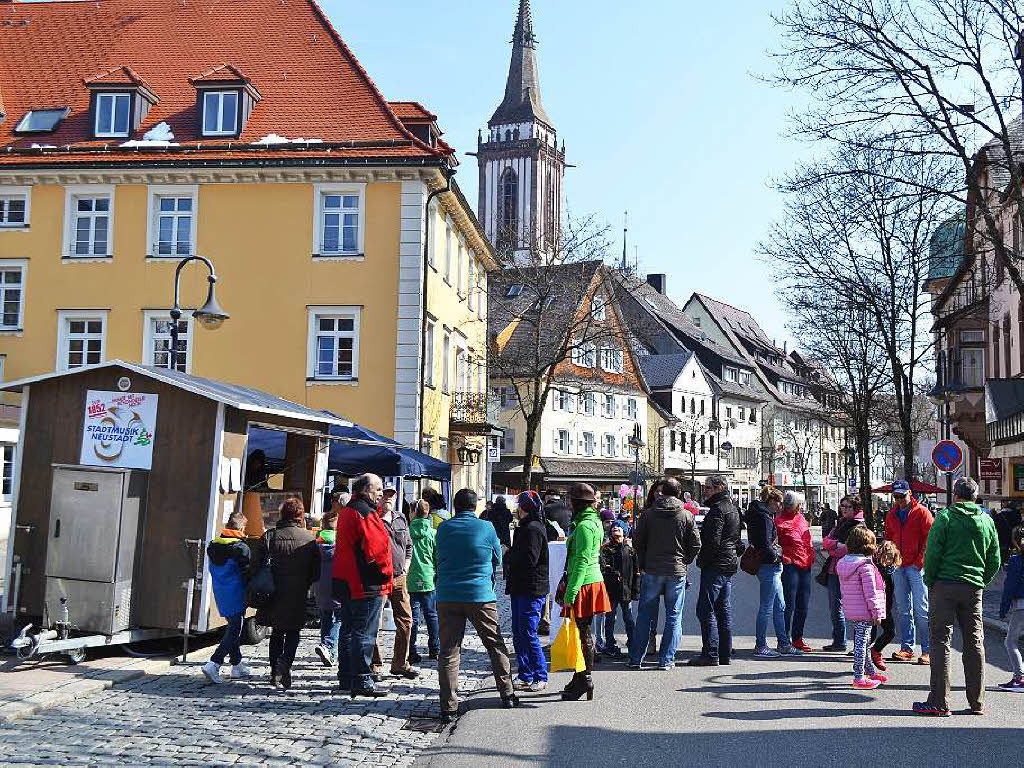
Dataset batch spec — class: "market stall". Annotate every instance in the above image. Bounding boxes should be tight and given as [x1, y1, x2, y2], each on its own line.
[1, 361, 388, 662]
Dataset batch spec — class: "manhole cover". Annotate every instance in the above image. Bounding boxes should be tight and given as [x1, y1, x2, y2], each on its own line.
[403, 717, 447, 734]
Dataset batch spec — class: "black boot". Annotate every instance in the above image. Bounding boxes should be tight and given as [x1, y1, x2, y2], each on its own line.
[560, 672, 585, 699]
[562, 673, 594, 701]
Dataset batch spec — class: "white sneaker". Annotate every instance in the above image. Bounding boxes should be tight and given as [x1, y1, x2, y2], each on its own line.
[314, 644, 334, 668]
[754, 647, 781, 658]
[202, 661, 224, 684]
[230, 662, 253, 679]
[529, 681, 548, 692]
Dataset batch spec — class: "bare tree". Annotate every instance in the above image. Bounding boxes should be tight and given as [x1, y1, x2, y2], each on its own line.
[487, 217, 644, 488]
[761, 144, 946, 479]
[774, 0, 1024, 295]
[778, 412, 822, 502]
[673, 410, 712, 497]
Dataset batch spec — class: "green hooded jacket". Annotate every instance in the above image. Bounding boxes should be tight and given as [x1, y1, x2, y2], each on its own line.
[564, 506, 604, 605]
[408, 516, 437, 593]
[923, 502, 1001, 589]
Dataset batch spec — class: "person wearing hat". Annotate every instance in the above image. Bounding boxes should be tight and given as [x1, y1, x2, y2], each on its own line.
[600, 519, 639, 658]
[884, 480, 934, 664]
[505, 490, 551, 692]
[557, 482, 611, 701]
[371, 484, 419, 681]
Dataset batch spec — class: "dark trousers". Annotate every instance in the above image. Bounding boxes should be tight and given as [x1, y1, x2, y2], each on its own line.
[211, 613, 244, 666]
[696, 569, 733, 663]
[827, 573, 847, 648]
[927, 581, 986, 712]
[337, 595, 385, 691]
[268, 628, 300, 672]
[604, 599, 635, 650]
[781, 565, 811, 640]
[871, 615, 896, 653]
[409, 590, 440, 657]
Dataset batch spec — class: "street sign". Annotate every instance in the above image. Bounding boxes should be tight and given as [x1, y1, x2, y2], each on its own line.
[979, 457, 1003, 480]
[848, 478, 857, 489]
[487, 445, 500, 463]
[720, 441, 734, 452]
[932, 440, 963, 473]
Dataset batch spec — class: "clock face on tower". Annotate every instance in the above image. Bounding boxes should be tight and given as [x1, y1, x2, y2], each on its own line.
[478, 0, 566, 264]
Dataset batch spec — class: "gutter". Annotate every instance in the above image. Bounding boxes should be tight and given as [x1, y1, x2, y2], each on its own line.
[418, 167, 455, 449]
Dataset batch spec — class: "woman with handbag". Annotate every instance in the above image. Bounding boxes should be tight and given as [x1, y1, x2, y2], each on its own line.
[257, 497, 320, 690]
[821, 495, 867, 652]
[558, 483, 611, 701]
[745, 486, 803, 658]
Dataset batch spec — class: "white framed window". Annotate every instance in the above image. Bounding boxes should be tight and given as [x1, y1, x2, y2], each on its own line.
[600, 347, 624, 373]
[739, 370, 751, 386]
[738, 406, 746, 421]
[477, 271, 486, 320]
[553, 389, 573, 411]
[201, 90, 239, 136]
[557, 429, 570, 454]
[94, 92, 132, 137]
[146, 185, 198, 257]
[1, 443, 14, 502]
[63, 185, 114, 258]
[425, 320, 436, 387]
[314, 184, 365, 257]
[442, 331, 451, 393]
[592, 297, 607, 322]
[627, 398, 638, 420]
[724, 366, 738, 383]
[0, 261, 26, 331]
[962, 348, 984, 387]
[456, 239, 466, 298]
[582, 432, 596, 456]
[0, 187, 30, 228]
[57, 310, 107, 371]
[581, 390, 595, 415]
[572, 340, 597, 368]
[307, 306, 360, 381]
[603, 433, 616, 457]
[142, 311, 192, 373]
[602, 393, 615, 418]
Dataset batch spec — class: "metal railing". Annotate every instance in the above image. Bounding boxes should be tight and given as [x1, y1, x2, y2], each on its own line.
[450, 391, 495, 427]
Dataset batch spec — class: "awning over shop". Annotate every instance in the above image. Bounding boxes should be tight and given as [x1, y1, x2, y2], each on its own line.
[988, 441, 1024, 460]
[246, 422, 451, 481]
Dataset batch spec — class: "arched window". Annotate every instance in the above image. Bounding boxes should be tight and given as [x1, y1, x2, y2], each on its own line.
[505, 130, 511, 142]
[499, 168, 518, 248]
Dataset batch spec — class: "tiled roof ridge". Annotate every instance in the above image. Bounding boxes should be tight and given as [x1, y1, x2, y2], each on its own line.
[306, 0, 448, 160]
[83, 65, 151, 89]
[389, 101, 437, 120]
[190, 63, 251, 84]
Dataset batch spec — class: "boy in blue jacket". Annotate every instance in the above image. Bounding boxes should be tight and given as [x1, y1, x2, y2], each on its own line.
[202, 510, 252, 684]
[998, 525, 1024, 693]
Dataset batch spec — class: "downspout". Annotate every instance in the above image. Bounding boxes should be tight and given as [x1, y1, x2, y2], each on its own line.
[418, 167, 456, 451]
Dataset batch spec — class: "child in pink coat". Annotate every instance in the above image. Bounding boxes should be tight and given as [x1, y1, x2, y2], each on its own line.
[836, 527, 888, 690]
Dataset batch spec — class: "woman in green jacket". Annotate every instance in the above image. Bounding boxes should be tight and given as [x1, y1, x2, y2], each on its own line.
[407, 500, 439, 663]
[558, 482, 611, 701]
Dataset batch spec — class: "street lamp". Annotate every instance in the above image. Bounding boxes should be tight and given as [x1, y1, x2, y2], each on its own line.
[168, 255, 229, 371]
[840, 428, 857, 499]
[627, 424, 645, 526]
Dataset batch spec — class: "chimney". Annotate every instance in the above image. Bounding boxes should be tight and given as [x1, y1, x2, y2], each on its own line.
[646, 273, 667, 294]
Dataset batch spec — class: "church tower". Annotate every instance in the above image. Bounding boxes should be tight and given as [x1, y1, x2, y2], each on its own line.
[477, 0, 566, 263]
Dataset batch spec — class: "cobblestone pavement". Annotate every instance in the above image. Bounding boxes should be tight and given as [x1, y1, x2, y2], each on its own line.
[0, 592, 513, 766]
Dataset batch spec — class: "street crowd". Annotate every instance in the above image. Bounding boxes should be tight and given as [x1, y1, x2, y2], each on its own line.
[199, 470, 1024, 721]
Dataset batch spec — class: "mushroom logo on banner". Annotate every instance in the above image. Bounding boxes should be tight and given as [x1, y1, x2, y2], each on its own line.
[79, 390, 159, 470]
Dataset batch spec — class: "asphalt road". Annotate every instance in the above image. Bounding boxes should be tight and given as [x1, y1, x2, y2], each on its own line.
[419, 562, 1022, 768]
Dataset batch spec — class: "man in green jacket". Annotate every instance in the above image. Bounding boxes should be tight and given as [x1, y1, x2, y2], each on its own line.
[913, 476, 1000, 717]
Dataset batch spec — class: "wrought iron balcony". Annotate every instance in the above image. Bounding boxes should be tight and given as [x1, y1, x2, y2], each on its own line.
[450, 391, 498, 434]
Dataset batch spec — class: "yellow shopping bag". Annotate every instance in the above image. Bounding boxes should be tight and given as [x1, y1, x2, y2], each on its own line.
[549, 612, 586, 673]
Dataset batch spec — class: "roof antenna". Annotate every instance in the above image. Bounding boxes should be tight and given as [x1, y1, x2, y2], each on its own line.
[621, 211, 628, 271]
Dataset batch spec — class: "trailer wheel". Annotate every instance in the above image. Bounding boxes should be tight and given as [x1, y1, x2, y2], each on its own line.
[243, 617, 269, 645]
[66, 648, 87, 664]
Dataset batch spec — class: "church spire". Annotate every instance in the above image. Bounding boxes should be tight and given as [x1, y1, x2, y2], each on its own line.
[489, 0, 552, 128]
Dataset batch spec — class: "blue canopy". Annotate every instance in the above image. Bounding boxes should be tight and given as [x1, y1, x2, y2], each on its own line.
[247, 423, 451, 481]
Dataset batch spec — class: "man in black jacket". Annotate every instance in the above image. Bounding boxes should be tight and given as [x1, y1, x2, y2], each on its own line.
[600, 521, 639, 657]
[505, 491, 551, 692]
[543, 490, 571, 538]
[688, 474, 741, 666]
[629, 477, 701, 669]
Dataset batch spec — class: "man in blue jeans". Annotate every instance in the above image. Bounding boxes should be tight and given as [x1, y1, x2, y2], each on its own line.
[688, 475, 741, 666]
[629, 478, 701, 669]
[885, 481, 934, 664]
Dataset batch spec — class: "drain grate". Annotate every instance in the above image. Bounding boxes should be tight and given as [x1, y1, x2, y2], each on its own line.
[402, 716, 448, 734]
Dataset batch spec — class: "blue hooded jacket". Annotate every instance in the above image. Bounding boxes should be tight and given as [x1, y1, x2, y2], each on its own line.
[1000, 553, 1024, 618]
[207, 531, 251, 618]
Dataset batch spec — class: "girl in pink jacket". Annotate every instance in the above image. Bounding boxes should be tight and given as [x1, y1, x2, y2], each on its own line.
[837, 527, 888, 690]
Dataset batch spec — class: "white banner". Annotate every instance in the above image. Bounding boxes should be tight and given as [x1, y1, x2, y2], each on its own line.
[80, 390, 158, 470]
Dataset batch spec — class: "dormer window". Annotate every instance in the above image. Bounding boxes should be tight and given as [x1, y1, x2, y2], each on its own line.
[14, 107, 70, 134]
[191, 64, 261, 139]
[84, 67, 158, 140]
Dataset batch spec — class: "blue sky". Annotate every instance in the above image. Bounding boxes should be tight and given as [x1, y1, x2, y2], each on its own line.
[322, 0, 802, 344]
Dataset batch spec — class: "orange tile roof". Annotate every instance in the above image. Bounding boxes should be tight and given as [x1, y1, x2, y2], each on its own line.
[83, 66, 152, 90]
[389, 101, 438, 122]
[190, 63, 253, 85]
[0, 0, 449, 165]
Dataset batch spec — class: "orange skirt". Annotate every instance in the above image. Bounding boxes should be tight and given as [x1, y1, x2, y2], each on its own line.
[561, 581, 612, 619]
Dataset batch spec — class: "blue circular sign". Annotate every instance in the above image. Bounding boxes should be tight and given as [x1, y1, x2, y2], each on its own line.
[932, 440, 963, 473]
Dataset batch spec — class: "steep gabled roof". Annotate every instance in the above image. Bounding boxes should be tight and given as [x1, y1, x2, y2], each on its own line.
[637, 353, 693, 390]
[0, 0, 450, 165]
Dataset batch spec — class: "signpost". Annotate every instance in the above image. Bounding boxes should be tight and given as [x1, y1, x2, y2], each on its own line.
[979, 457, 1002, 481]
[932, 439, 964, 506]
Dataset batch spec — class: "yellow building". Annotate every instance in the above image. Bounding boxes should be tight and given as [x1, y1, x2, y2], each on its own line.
[0, 0, 496, 516]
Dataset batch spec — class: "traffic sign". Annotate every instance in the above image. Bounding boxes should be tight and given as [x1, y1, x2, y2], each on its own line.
[932, 440, 963, 473]
[720, 441, 734, 452]
[848, 478, 858, 489]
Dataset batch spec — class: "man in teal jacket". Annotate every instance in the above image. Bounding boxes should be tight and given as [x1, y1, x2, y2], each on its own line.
[435, 488, 517, 722]
[913, 476, 1000, 717]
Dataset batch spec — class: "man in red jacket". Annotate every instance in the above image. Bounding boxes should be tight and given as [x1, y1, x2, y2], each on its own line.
[884, 480, 934, 664]
[332, 473, 394, 697]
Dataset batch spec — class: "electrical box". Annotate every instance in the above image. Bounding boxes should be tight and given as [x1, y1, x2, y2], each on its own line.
[44, 465, 148, 635]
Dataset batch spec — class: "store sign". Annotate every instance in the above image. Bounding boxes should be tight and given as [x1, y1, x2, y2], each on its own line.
[488, 445, 501, 463]
[80, 390, 159, 470]
[979, 458, 1003, 480]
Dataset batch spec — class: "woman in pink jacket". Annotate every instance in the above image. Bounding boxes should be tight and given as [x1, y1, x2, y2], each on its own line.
[837, 526, 888, 690]
[821, 496, 866, 651]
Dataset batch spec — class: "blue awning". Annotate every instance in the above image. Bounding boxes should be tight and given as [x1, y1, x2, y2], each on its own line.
[246, 423, 450, 481]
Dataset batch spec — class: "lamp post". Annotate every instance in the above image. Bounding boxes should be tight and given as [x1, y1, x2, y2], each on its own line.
[927, 381, 964, 507]
[709, 414, 723, 471]
[168, 255, 229, 370]
[628, 423, 645, 526]
[840, 428, 857, 500]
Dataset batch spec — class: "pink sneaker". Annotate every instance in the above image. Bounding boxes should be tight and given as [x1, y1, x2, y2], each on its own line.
[852, 677, 881, 690]
[869, 673, 889, 685]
